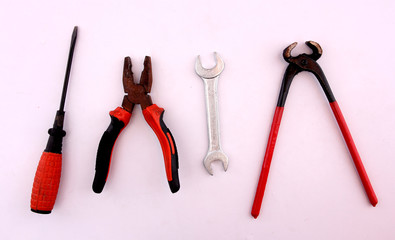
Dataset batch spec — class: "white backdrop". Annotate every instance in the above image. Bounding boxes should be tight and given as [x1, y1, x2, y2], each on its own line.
[1, 0, 395, 239]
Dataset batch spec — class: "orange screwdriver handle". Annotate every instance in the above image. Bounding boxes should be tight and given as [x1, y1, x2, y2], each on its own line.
[31, 110, 66, 214]
[31, 152, 62, 213]
[143, 104, 180, 193]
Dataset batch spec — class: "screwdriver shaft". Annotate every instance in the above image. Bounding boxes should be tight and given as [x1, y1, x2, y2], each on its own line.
[59, 26, 78, 112]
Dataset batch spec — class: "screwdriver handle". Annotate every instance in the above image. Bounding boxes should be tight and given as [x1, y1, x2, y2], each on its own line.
[330, 101, 378, 206]
[143, 104, 180, 193]
[31, 111, 66, 214]
[31, 152, 62, 213]
[92, 107, 131, 193]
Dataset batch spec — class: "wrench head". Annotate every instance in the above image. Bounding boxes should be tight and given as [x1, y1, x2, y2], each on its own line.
[195, 52, 225, 79]
[203, 150, 229, 175]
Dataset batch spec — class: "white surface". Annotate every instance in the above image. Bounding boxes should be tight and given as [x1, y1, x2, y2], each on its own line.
[1, 0, 395, 239]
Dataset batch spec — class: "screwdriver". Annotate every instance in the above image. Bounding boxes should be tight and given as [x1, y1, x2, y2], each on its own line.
[30, 26, 78, 214]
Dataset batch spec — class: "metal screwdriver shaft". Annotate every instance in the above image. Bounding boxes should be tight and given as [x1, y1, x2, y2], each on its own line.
[59, 26, 78, 112]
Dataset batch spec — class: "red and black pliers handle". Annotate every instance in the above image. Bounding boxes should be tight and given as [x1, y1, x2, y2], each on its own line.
[252, 41, 377, 218]
[92, 56, 179, 194]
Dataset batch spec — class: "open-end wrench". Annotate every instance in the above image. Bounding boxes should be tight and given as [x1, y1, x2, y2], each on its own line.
[195, 52, 228, 175]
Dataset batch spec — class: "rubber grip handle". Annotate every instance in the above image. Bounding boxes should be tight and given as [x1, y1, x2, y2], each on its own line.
[92, 107, 131, 193]
[252, 106, 284, 218]
[329, 101, 378, 206]
[30, 152, 62, 214]
[143, 104, 180, 193]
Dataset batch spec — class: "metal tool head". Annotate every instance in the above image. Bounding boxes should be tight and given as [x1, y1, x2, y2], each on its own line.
[123, 56, 152, 94]
[140, 56, 152, 93]
[195, 52, 225, 79]
[122, 56, 135, 93]
[283, 41, 322, 63]
[203, 150, 228, 175]
[122, 56, 153, 111]
[278, 41, 334, 106]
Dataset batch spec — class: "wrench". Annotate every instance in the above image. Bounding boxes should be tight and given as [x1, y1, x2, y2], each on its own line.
[195, 52, 228, 175]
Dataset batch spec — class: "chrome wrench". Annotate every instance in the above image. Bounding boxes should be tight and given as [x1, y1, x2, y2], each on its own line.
[195, 52, 228, 175]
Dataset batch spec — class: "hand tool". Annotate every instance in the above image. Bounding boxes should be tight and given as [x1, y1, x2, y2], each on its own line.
[93, 56, 180, 193]
[195, 52, 228, 175]
[251, 41, 378, 219]
[30, 26, 78, 214]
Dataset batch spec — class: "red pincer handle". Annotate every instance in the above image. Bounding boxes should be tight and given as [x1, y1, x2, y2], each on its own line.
[143, 104, 180, 193]
[252, 106, 284, 218]
[31, 152, 62, 214]
[330, 101, 378, 206]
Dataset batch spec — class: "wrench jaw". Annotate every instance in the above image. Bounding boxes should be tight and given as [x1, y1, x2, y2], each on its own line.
[203, 150, 229, 175]
[195, 52, 225, 79]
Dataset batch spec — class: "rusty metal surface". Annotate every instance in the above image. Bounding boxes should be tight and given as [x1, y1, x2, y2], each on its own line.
[122, 56, 153, 111]
[278, 41, 335, 107]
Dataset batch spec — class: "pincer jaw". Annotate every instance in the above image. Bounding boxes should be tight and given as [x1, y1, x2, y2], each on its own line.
[283, 42, 298, 63]
[283, 41, 323, 63]
[305, 41, 322, 60]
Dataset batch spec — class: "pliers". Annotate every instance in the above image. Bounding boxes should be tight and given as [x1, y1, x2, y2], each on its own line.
[92, 56, 180, 194]
[251, 41, 377, 218]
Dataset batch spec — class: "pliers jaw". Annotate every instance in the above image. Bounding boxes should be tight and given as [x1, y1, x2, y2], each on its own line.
[140, 56, 152, 93]
[122, 56, 153, 111]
